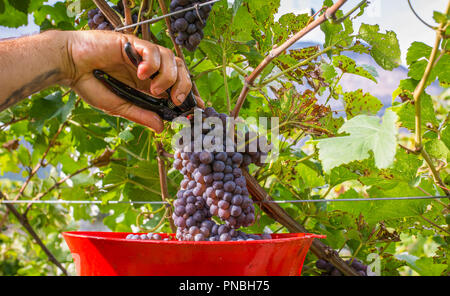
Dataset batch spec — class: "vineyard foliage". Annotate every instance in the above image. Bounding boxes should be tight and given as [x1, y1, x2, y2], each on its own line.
[0, 0, 449, 276]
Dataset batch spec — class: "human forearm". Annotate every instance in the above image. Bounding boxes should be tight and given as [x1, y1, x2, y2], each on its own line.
[0, 29, 198, 133]
[0, 30, 73, 111]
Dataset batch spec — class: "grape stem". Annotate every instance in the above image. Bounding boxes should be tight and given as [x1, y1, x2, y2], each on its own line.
[122, 0, 134, 34]
[92, 0, 122, 28]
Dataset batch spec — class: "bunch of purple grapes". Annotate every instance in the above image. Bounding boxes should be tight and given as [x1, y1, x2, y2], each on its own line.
[171, 107, 270, 241]
[87, 8, 114, 30]
[126, 233, 170, 241]
[87, 3, 141, 32]
[169, 0, 214, 51]
[316, 258, 368, 276]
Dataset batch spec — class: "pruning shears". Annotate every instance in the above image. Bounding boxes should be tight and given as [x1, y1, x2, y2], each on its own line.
[93, 42, 198, 121]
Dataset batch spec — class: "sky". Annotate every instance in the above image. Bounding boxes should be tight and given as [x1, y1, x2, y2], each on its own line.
[0, 0, 447, 65]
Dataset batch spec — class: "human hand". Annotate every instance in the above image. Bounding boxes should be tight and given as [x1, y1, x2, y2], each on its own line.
[66, 30, 199, 133]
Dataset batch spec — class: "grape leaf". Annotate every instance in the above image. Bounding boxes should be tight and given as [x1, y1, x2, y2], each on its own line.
[9, 0, 30, 14]
[343, 89, 383, 118]
[425, 139, 450, 161]
[441, 124, 450, 149]
[395, 254, 447, 276]
[390, 149, 423, 183]
[0, 0, 27, 27]
[330, 182, 429, 226]
[358, 23, 401, 70]
[29, 91, 65, 132]
[316, 110, 398, 173]
[333, 55, 377, 82]
[390, 93, 439, 132]
[434, 52, 450, 87]
[433, 11, 449, 24]
[326, 166, 358, 186]
[406, 42, 432, 66]
[320, 63, 337, 83]
[321, 3, 354, 52]
[118, 129, 135, 142]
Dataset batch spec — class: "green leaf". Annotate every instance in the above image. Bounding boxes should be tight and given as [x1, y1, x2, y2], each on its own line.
[126, 160, 159, 180]
[29, 91, 65, 132]
[295, 163, 325, 188]
[434, 53, 450, 87]
[232, 0, 244, 16]
[0, 0, 27, 27]
[425, 139, 450, 160]
[320, 6, 354, 52]
[391, 149, 423, 183]
[118, 129, 135, 142]
[343, 89, 383, 118]
[358, 23, 401, 70]
[9, 0, 30, 14]
[320, 63, 337, 82]
[316, 110, 398, 173]
[332, 55, 377, 82]
[272, 13, 310, 44]
[0, 0, 4, 14]
[406, 42, 432, 66]
[33, 2, 75, 28]
[433, 11, 448, 24]
[390, 93, 438, 132]
[330, 182, 429, 225]
[395, 254, 447, 276]
[326, 166, 358, 186]
[408, 59, 428, 80]
[441, 124, 450, 149]
[17, 144, 31, 167]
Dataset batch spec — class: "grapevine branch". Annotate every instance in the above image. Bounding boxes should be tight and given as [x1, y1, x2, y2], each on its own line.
[93, 0, 122, 27]
[231, 0, 348, 118]
[413, 0, 450, 196]
[0, 192, 69, 275]
[123, 0, 133, 34]
[140, 0, 159, 43]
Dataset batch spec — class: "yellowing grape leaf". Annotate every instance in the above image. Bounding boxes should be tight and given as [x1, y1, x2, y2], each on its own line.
[316, 110, 398, 173]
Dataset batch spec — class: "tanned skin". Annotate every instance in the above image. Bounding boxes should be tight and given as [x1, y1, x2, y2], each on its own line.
[0, 30, 202, 133]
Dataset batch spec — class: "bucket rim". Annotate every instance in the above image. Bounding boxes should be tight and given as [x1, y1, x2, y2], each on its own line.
[62, 231, 326, 245]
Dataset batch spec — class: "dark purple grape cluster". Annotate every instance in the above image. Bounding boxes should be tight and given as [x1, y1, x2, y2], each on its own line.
[172, 107, 270, 241]
[88, 8, 114, 30]
[316, 258, 368, 276]
[169, 0, 214, 51]
[126, 233, 171, 241]
[87, 3, 141, 32]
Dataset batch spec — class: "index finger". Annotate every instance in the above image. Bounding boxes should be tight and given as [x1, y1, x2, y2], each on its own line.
[129, 39, 161, 81]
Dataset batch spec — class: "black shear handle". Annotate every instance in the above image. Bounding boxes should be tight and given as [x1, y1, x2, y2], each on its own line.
[124, 42, 197, 112]
[93, 70, 180, 121]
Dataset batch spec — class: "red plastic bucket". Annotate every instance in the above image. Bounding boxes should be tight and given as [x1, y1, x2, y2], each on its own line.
[62, 231, 325, 276]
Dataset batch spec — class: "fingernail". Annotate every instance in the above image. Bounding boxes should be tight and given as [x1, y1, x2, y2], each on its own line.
[176, 94, 185, 105]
